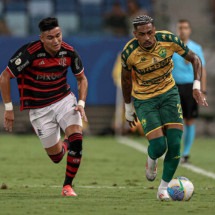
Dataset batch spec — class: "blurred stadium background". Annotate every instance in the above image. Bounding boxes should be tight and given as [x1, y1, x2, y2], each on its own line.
[0, 0, 215, 136]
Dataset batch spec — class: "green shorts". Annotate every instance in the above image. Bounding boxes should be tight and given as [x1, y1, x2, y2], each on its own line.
[134, 86, 183, 136]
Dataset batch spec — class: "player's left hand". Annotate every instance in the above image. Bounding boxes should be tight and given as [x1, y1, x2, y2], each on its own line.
[75, 105, 88, 122]
[4, 110, 14, 132]
[125, 102, 138, 127]
[127, 113, 138, 128]
[193, 89, 208, 107]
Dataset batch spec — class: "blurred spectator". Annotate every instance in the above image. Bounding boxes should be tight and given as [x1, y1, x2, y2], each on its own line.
[104, 1, 129, 36]
[127, 0, 148, 36]
[0, 16, 11, 35]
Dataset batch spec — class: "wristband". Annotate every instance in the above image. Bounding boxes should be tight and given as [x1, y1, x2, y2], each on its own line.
[193, 80, 201, 90]
[5, 102, 13, 111]
[78, 100, 85, 108]
[125, 102, 134, 112]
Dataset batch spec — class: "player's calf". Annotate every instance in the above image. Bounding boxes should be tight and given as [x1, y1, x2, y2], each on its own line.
[48, 139, 68, 163]
[146, 136, 167, 181]
[63, 133, 83, 187]
[162, 129, 182, 182]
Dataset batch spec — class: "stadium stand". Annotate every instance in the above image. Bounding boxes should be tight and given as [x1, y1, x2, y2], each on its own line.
[0, 0, 151, 36]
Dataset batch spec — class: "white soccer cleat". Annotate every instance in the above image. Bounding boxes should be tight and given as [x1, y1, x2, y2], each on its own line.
[145, 156, 158, 181]
[157, 187, 170, 201]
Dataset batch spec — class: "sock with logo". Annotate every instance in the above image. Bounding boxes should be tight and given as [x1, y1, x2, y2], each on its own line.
[162, 129, 183, 182]
[63, 133, 82, 186]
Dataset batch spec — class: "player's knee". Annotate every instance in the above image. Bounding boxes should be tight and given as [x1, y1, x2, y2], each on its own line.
[68, 133, 83, 157]
[166, 129, 183, 159]
[148, 136, 167, 159]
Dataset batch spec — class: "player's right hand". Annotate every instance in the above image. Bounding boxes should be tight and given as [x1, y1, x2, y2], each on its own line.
[75, 105, 88, 122]
[125, 103, 138, 127]
[193, 89, 208, 107]
[4, 110, 14, 132]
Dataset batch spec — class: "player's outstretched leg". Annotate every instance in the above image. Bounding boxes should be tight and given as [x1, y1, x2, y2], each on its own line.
[146, 136, 167, 181]
[157, 128, 182, 201]
[62, 133, 83, 197]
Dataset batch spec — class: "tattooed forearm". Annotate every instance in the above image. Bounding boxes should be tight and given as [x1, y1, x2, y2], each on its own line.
[184, 50, 202, 81]
[121, 67, 132, 103]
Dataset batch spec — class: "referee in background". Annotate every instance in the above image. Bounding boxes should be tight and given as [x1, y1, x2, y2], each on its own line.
[172, 19, 207, 163]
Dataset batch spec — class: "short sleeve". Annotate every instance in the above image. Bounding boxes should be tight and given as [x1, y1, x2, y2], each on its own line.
[121, 52, 132, 71]
[7, 44, 31, 78]
[70, 50, 84, 76]
[171, 35, 189, 57]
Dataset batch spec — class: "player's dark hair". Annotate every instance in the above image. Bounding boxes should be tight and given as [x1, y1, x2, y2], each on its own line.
[38, 17, 59, 32]
[178, 19, 191, 28]
[133, 15, 154, 29]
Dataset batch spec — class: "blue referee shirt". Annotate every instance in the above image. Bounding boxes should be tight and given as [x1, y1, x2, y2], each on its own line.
[172, 40, 206, 84]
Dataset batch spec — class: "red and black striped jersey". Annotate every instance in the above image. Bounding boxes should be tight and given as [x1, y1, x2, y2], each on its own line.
[6, 40, 84, 110]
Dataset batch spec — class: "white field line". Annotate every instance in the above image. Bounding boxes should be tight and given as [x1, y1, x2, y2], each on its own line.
[21, 185, 146, 189]
[117, 136, 215, 180]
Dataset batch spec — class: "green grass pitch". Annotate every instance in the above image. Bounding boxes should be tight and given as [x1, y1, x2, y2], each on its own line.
[0, 135, 215, 215]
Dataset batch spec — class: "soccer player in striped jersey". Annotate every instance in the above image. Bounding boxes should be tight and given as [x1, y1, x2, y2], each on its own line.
[121, 15, 208, 200]
[0, 17, 88, 197]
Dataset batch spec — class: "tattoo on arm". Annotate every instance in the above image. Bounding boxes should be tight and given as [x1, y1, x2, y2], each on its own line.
[121, 67, 132, 103]
[184, 50, 202, 81]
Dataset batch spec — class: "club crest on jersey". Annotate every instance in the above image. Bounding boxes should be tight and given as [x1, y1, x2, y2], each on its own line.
[158, 47, 167, 58]
[59, 57, 67, 67]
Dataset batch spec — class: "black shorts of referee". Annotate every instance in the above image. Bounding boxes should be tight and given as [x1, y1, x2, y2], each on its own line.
[177, 83, 198, 119]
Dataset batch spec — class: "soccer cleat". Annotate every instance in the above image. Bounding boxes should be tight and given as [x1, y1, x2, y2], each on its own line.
[180, 155, 190, 164]
[145, 156, 158, 181]
[61, 185, 77, 197]
[157, 187, 170, 201]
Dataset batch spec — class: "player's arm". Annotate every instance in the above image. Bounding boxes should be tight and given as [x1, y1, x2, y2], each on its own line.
[121, 67, 137, 127]
[201, 67, 207, 95]
[0, 44, 31, 132]
[71, 50, 88, 122]
[184, 50, 208, 106]
[0, 69, 14, 132]
[75, 73, 88, 122]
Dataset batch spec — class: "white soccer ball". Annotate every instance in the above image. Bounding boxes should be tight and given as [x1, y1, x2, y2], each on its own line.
[167, 176, 194, 201]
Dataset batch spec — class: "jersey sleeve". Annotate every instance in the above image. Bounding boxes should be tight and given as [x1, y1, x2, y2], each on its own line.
[121, 51, 132, 71]
[70, 50, 84, 76]
[6, 44, 31, 78]
[171, 35, 189, 57]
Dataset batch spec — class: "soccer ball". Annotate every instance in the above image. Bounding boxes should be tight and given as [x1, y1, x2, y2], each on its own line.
[167, 176, 194, 201]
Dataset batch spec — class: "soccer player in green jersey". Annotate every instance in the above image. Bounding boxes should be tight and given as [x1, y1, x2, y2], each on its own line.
[121, 15, 208, 200]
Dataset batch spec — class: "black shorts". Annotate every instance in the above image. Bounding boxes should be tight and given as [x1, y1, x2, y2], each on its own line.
[177, 83, 198, 119]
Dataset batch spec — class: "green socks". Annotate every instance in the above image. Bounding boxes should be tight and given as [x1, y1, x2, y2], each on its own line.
[162, 129, 183, 182]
